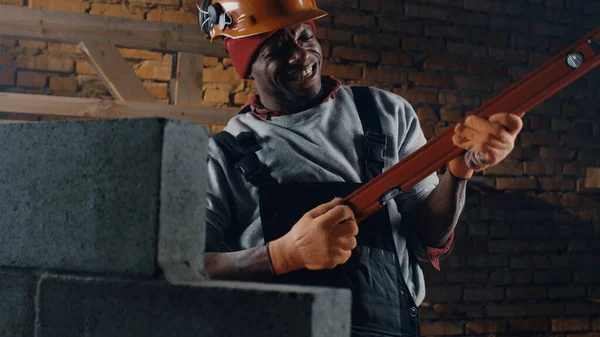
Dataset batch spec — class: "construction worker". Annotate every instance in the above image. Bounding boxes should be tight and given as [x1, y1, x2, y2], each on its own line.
[199, 1, 523, 335]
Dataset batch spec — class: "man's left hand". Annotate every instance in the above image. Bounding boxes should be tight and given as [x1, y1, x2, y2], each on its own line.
[448, 112, 523, 179]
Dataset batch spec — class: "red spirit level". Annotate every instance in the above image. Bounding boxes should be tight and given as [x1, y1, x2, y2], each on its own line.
[345, 26, 600, 222]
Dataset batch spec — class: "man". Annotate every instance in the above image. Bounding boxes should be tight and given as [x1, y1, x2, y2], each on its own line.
[199, 1, 523, 336]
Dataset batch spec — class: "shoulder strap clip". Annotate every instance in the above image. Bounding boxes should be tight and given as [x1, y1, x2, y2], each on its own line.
[365, 130, 387, 164]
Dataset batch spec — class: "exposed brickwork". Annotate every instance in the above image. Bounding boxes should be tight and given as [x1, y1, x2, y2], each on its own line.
[144, 81, 168, 99]
[16, 71, 46, 88]
[118, 48, 163, 61]
[28, 0, 88, 12]
[0, 69, 15, 86]
[49, 76, 78, 93]
[465, 320, 507, 334]
[0, 0, 24, 5]
[420, 322, 464, 336]
[0, 52, 13, 68]
[134, 59, 172, 81]
[16, 55, 74, 73]
[18, 40, 47, 50]
[147, 8, 197, 25]
[0, 38, 17, 47]
[552, 319, 591, 332]
[128, 0, 179, 6]
[593, 318, 600, 331]
[0, 1, 599, 336]
[89, 3, 144, 19]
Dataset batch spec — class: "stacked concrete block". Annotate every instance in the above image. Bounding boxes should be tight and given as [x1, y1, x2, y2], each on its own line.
[0, 270, 35, 337]
[36, 275, 350, 337]
[159, 120, 208, 284]
[0, 118, 351, 337]
[0, 118, 164, 276]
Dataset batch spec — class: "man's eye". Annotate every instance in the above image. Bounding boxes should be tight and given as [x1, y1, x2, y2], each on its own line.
[299, 34, 314, 42]
[262, 50, 277, 59]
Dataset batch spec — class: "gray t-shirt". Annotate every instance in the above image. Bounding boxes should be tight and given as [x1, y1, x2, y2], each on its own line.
[205, 85, 443, 305]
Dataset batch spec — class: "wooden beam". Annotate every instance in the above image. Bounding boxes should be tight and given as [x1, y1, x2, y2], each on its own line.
[78, 41, 155, 102]
[173, 53, 204, 106]
[0, 5, 228, 58]
[0, 111, 84, 122]
[0, 93, 238, 125]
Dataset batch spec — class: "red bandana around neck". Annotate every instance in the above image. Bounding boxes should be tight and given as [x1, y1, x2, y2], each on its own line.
[239, 75, 342, 120]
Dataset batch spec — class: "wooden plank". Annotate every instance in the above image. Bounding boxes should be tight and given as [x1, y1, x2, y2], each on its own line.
[0, 112, 84, 122]
[0, 93, 238, 125]
[173, 52, 204, 106]
[0, 5, 227, 58]
[78, 41, 155, 102]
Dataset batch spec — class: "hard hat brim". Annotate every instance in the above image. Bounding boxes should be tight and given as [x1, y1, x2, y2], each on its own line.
[211, 8, 328, 40]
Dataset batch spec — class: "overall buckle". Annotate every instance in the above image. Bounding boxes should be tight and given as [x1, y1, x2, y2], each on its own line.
[365, 131, 387, 164]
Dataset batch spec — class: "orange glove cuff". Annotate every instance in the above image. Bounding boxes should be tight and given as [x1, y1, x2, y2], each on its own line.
[448, 156, 474, 180]
[266, 237, 302, 275]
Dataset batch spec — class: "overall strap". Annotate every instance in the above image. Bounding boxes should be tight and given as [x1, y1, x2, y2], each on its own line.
[212, 131, 276, 187]
[351, 86, 388, 181]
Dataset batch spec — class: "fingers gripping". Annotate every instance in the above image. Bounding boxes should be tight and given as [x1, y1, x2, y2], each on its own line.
[488, 113, 523, 135]
[463, 115, 512, 143]
[307, 197, 344, 218]
[317, 204, 356, 227]
[454, 113, 522, 150]
[335, 236, 358, 250]
[450, 112, 522, 175]
[465, 115, 504, 134]
[333, 218, 359, 237]
[452, 133, 474, 150]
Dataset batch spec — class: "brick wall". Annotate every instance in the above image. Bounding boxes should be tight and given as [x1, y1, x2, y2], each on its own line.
[0, 0, 599, 336]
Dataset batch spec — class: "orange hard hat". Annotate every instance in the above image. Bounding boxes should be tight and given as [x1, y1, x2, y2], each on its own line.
[198, 0, 328, 40]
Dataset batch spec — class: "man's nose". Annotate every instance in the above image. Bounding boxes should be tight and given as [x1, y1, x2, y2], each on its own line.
[288, 45, 308, 65]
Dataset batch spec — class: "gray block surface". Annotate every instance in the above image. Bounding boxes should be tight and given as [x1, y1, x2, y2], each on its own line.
[0, 269, 35, 337]
[36, 274, 351, 337]
[159, 120, 209, 283]
[0, 119, 165, 275]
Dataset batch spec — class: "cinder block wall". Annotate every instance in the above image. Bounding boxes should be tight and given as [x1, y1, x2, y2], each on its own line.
[0, 0, 599, 336]
[0, 118, 352, 337]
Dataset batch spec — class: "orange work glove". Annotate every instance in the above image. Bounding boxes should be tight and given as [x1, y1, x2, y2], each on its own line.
[267, 198, 359, 275]
[448, 113, 523, 179]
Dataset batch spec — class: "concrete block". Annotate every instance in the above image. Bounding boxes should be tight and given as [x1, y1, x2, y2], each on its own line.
[36, 274, 351, 337]
[159, 120, 210, 284]
[0, 118, 209, 277]
[0, 269, 35, 337]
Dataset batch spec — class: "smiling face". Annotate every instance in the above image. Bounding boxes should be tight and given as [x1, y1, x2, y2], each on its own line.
[248, 23, 323, 111]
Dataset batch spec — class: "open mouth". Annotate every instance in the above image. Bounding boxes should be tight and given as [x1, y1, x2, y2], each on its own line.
[288, 63, 317, 82]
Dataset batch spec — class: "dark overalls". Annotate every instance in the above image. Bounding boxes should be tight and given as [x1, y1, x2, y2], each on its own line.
[212, 87, 419, 337]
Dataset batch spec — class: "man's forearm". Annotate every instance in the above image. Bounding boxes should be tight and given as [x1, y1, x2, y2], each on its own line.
[417, 170, 468, 248]
[204, 246, 274, 281]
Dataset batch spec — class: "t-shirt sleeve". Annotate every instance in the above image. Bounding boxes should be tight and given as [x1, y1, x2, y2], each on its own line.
[394, 97, 439, 214]
[205, 135, 260, 252]
[392, 97, 455, 268]
[204, 138, 235, 252]
[205, 128, 264, 253]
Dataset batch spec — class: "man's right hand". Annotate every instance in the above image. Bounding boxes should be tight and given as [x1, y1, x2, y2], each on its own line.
[268, 198, 359, 275]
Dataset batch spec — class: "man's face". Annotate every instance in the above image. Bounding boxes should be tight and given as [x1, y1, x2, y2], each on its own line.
[249, 23, 323, 105]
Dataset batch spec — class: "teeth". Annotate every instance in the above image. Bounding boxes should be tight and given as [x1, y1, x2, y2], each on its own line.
[301, 66, 313, 77]
[293, 64, 314, 80]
